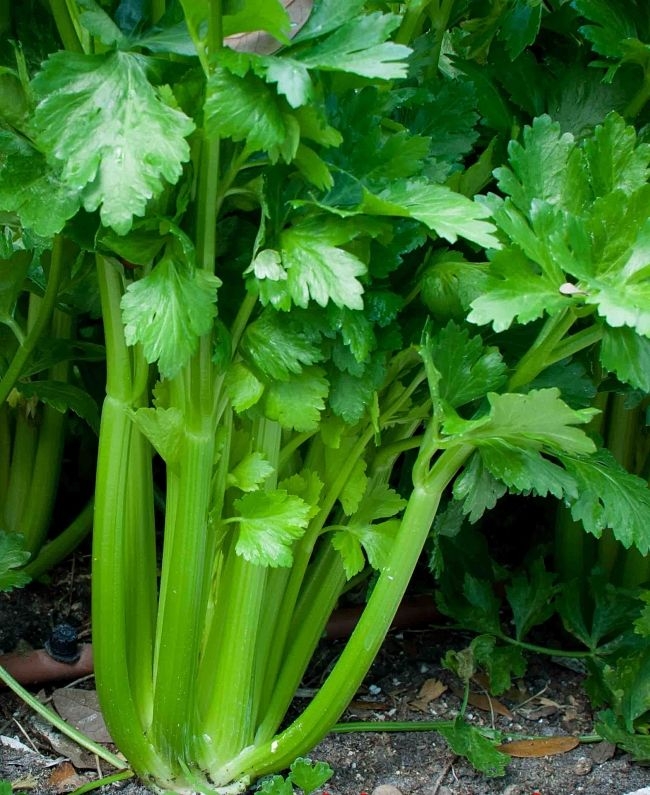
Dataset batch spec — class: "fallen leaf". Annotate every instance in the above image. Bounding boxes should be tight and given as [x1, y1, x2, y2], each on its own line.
[409, 678, 447, 711]
[47, 761, 87, 793]
[497, 736, 580, 757]
[51, 688, 113, 744]
[450, 686, 513, 719]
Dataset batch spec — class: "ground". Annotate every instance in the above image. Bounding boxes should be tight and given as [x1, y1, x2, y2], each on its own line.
[1, 560, 649, 795]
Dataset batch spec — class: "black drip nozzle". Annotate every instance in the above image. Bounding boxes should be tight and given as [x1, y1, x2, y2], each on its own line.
[44, 623, 81, 664]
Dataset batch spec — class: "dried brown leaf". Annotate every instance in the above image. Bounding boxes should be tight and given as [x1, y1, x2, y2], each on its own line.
[497, 736, 580, 757]
[409, 678, 447, 712]
[51, 688, 112, 744]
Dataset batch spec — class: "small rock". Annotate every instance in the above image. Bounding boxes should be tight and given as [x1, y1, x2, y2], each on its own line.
[572, 756, 593, 776]
[590, 740, 616, 764]
[371, 786, 403, 795]
[501, 786, 523, 795]
[622, 790, 650, 795]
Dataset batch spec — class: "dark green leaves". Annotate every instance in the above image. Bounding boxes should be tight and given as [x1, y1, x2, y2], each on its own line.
[0, 532, 30, 592]
[31, 51, 194, 234]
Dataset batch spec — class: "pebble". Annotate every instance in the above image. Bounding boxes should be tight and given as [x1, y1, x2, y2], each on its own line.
[371, 786, 403, 795]
[572, 756, 593, 776]
[501, 786, 523, 795]
[622, 790, 650, 795]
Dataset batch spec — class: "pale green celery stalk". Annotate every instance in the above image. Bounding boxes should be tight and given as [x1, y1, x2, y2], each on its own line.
[23, 498, 94, 580]
[254, 543, 347, 744]
[19, 309, 71, 556]
[3, 410, 37, 533]
[0, 236, 66, 407]
[254, 423, 376, 726]
[198, 418, 280, 768]
[554, 391, 607, 586]
[47, 0, 84, 53]
[507, 308, 580, 391]
[603, 396, 650, 587]
[92, 255, 169, 784]
[0, 405, 9, 505]
[212, 442, 474, 786]
[256, 407, 425, 743]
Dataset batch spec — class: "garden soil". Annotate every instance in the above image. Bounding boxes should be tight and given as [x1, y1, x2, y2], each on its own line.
[1, 559, 649, 795]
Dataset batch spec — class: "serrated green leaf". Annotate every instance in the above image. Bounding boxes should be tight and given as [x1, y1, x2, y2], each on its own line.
[467, 248, 567, 332]
[293, 13, 410, 80]
[453, 452, 507, 523]
[257, 775, 293, 795]
[263, 58, 313, 108]
[574, 0, 643, 63]
[227, 452, 274, 492]
[240, 309, 322, 380]
[279, 470, 323, 520]
[584, 112, 650, 196]
[225, 362, 265, 412]
[205, 66, 290, 157]
[445, 389, 598, 457]
[232, 488, 310, 567]
[0, 129, 80, 237]
[437, 573, 503, 636]
[494, 115, 587, 215]
[77, 0, 128, 47]
[469, 634, 527, 695]
[479, 442, 578, 501]
[288, 757, 333, 794]
[600, 326, 650, 392]
[262, 366, 328, 431]
[121, 249, 220, 380]
[436, 719, 509, 777]
[499, 0, 542, 60]
[280, 226, 366, 310]
[223, 0, 291, 41]
[32, 51, 194, 234]
[292, 0, 366, 43]
[505, 559, 558, 641]
[131, 406, 184, 464]
[596, 709, 650, 760]
[0, 531, 31, 592]
[16, 380, 101, 434]
[562, 449, 650, 553]
[422, 321, 507, 409]
[363, 180, 499, 249]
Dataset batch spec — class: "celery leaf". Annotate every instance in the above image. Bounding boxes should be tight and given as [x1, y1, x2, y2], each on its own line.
[422, 321, 507, 408]
[562, 450, 650, 553]
[292, 13, 410, 80]
[121, 251, 220, 380]
[131, 407, 184, 464]
[205, 67, 291, 157]
[0, 532, 30, 592]
[0, 130, 80, 237]
[363, 180, 499, 249]
[240, 310, 322, 380]
[445, 389, 598, 456]
[262, 367, 328, 431]
[31, 51, 194, 234]
[227, 453, 274, 492]
[280, 227, 366, 310]
[233, 489, 310, 567]
[600, 326, 650, 392]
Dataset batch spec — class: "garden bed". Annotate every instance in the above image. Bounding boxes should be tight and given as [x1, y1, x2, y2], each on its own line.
[1, 560, 649, 795]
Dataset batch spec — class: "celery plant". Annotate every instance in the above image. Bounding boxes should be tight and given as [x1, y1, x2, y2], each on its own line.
[2, 0, 650, 792]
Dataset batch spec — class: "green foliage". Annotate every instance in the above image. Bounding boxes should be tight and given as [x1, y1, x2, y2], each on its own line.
[0, 532, 30, 592]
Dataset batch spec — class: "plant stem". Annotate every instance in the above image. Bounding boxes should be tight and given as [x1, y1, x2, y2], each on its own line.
[23, 498, 94, 580]
[507, 309, 577, 391]
[0, 236, 66, 407]
[48, 0, 84, 52]
[213, 443, 474, 786]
